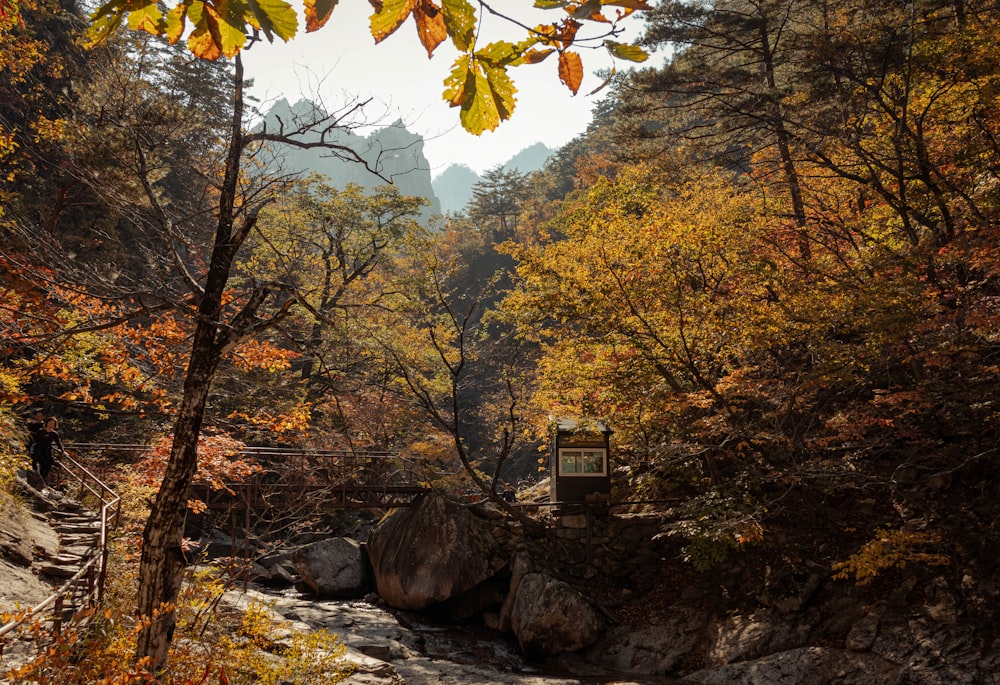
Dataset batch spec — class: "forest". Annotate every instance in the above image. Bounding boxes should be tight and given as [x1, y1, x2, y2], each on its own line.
[2, 0, 1000, 681]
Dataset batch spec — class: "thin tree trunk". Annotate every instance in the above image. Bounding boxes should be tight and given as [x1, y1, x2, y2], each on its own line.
[133, 351, 217, 668]
[134, 55, 247, 674]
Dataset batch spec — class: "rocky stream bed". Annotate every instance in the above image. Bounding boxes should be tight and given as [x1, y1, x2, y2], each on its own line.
[6, 478, 1000, 684]
[231, 587, 674, 685]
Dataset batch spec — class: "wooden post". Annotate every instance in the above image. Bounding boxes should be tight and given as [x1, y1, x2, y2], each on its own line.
[585, 505, 593, 565]
[53, 595, 64, 637]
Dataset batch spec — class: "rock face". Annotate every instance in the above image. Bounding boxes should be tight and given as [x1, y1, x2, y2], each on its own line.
[255, 99, 441, 222]
[507, 572, 604, 657]
[292, 537, 370, 598]
[366, 492, 508, 611]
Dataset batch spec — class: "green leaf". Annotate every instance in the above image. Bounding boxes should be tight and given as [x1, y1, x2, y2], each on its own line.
[444, 52, 518, 134]
[482, 59, 516, 121]
[444, 56, 499, 134]
[604, 39, 648, 62]
[247, 0, 297, 42]
[370, 0, 414, 43]
[441, 0, 475, 52]
[534, 0, 568, 8]
[462, 66, 500, 134]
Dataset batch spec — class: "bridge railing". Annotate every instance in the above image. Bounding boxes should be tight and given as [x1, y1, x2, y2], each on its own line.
[60, 443, 426, 512]
[202, 448, 425, 511]
[0, 448, 120, 657]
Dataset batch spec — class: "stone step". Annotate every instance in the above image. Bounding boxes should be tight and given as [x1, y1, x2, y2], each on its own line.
[38, 561, 81, 578]
[60, 545, 97, 559]
[54, 514, 101, 524]
[55, 532, 101, 543]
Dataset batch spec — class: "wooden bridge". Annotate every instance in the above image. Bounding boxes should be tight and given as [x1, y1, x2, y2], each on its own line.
[67, 444, 429, 512]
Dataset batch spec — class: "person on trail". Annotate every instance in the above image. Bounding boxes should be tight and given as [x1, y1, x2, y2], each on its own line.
[26, 409, 45, 471]
[502, 481, 516, 503]
[33, 416, 65, 482]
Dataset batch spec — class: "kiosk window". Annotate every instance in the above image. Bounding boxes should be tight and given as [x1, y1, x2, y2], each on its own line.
[559, 448, 606, 476]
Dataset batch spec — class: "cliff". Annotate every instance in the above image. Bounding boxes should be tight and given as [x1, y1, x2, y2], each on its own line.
[255, 99, 441, 220]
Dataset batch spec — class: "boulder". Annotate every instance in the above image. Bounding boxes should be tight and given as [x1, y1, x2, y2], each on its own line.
[195, 529, 260, 561]
[292, 537, 370, 598]
[366, 492, 507, 611]
[508, 572, 604, 657]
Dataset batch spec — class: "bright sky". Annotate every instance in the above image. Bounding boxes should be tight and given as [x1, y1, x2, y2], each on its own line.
[240, 2, 649, 177]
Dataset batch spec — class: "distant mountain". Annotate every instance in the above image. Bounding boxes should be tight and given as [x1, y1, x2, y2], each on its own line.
[432, 165, 480, 216]
[503, 142, 553, 174]
[255, 99, 441, 220]
[256, 100, 555, 219]
[432, 143, 554, 215]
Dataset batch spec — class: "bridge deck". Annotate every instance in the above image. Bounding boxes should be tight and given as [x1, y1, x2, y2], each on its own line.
[68, 444, 428, 510]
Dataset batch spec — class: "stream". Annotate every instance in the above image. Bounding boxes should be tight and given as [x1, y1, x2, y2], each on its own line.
[230, 586, 675, 685]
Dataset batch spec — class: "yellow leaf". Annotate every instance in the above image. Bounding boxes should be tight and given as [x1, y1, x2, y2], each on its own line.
[604, 39, 648, 63]
[87, 4, 125, 45]
[441, 0, 474, 52]
[188, 24, 223, 59]
[443, 54, 471, 107]
[165, 3, 189, 43]
[248, 0, 298, 40]
[370, 0, 416, 43]
[211, 0, 250, 57]
[126, 1, 165, 35]
[185, 0, 222, 59]
[445, 52, 517, 134]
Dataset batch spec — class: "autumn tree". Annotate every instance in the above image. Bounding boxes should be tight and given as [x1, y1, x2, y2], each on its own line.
[366, 227, 536, 521]
[0, 0, 88, 219]
[624, 0, 1000, 253]
[225, 176, 428, 447]
[242, 176, 425, 385]
[64, 2, 654, 673]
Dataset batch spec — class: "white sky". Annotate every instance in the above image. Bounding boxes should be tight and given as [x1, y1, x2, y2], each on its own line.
[240, 1, 649, 177]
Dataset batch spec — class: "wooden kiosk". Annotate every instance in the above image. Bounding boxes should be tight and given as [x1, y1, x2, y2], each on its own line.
[550, 417, 612, 506]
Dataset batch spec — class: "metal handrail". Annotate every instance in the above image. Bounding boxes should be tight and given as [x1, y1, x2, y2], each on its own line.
[0, 449, 120, 652]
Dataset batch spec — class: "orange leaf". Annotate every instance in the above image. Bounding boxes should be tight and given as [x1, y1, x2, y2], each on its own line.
[413, 0, 446, 57]
[188, 25, 223, 59]
[558, 50, 583, 94]
[304, 0, 337, 31]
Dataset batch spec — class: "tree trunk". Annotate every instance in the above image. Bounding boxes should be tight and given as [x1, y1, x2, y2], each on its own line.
[133, 347, 217, 669]
[133, 55, 247, 674]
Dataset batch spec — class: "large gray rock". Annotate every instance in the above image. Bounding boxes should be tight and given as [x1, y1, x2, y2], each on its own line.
[508, 572, 604, 657]
[292, 537, 370, 598]
[366, 492, 507, 611]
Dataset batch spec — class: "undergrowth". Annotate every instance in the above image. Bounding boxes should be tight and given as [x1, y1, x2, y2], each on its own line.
[0, 460, 352, 684]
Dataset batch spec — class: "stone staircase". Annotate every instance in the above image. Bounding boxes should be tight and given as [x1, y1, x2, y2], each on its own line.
[35, 497, 104, 621]
[0, 466, 117, 675]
